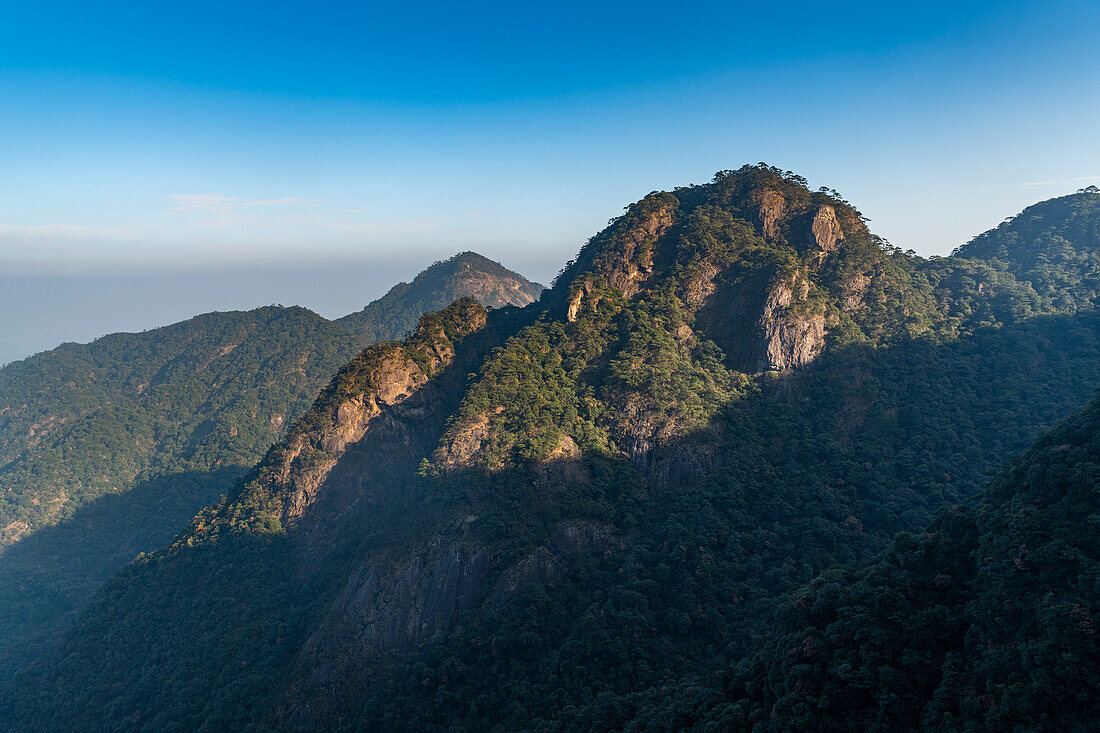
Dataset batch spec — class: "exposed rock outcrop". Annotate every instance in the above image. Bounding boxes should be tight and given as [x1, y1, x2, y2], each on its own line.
[756, 188, 788, 242]
[694, 269, 826, 374]
[323, 533, 491, 658]
[757, 273, 826, 371]
[272, 349, 429, 525]
[567, 199, 676, 321]
[840, 271, 874, 312]
[217, 299, 488, 531]
[810, 204, 845, 259]
[533, 433, 589, 489]
[436, 406, 503, 469]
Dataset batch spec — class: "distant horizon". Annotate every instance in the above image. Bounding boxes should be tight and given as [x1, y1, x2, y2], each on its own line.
[0, 178, 1088, 368]
[0, 247, 558, 367]
[8, 177, 1100, 367]
[3, 0, 1099, 362]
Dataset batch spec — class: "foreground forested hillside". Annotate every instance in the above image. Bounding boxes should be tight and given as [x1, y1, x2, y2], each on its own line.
[692, 391, 1099, 731]
[0, 253, 540, 680]
[4, 167, 1098, 730]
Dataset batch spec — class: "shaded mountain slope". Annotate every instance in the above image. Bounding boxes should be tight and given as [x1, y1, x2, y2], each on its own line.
[698, 392, 1100, 732]
[0, 306, 371, 679]
[336, 251, 544, 341]
[6, 165, 1099, 731]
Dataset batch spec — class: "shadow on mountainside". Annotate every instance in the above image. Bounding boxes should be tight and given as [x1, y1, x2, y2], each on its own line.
[5, 310, 1100, 731]
[0, 466, 247, 680]
[291, 311, 1100, 729]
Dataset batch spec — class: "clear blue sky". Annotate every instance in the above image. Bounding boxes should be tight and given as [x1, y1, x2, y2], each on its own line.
[1, 1, 1099, 363]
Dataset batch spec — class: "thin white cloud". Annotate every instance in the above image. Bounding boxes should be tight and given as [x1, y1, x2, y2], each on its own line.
[247, 197, 305, 207]
[1017, 175, 1100, 187]
[321, 220, 442, 236]
[165, 193, 313, 215]
[165, 193, 241, 214]
[0, 223, 137, 240]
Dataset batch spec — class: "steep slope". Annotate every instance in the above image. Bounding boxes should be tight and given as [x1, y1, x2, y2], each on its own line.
[336, 251, 544, 340]
[7, 165, 1099, 731]
[0, 307, 368, 545]
[0, 306, 372, 678]
[0, 251, 540, 681]
[954, 186, 1100, 311]
[6, 298, 515, 730]
[708, 392, 1100, 732]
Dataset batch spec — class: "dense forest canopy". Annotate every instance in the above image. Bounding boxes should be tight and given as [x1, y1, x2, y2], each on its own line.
[706, 392, 1100, 732]
[954, 188, 1100, 311]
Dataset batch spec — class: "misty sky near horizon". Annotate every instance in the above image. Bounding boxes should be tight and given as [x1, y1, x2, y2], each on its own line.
[2, 0, 1099, 365]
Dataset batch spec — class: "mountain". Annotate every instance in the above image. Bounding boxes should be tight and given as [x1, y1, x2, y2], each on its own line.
[0, 252, 541, 679]
[0, 305, 368, 679]
[954, 187, 1100, 311]
[5, 165, 1099, 730]
[0, 307, 367, 546]
[707, 391, 1100, 731]
[336, 251, 544, 340]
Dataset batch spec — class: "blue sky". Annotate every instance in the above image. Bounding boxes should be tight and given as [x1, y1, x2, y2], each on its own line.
[1, 1, 1099, 362]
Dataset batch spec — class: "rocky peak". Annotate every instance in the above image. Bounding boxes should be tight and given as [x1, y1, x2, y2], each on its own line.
[558, 166, 869, 324]
[336, 252, 542, 340]
[566, 194, 678, 321]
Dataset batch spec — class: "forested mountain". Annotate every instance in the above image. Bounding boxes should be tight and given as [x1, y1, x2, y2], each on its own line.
[4, 167, 1098, 731]
[0, 252, 540, 680]
[0, 307, 366, 547]
[954, 186, 1100, 311]
[336, 251, 544, 340]
[0, 307, 369, 677]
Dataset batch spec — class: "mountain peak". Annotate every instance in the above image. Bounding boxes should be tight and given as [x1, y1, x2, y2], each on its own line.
[554, 165, 871, 321]
[336, 251, 544, 340]
[953, 189, 1100, 309]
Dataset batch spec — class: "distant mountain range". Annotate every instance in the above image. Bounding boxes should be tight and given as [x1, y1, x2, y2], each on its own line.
[0, 251, 542, 678]
[3, 168, 1098, 730]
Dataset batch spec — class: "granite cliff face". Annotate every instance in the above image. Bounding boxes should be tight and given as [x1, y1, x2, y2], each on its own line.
[209, 298, 489, 537]
[566, 198, 677, 322]
[757, 271, 825, 371]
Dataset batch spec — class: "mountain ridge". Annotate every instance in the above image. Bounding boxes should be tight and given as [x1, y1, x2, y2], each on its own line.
[5, 165, 1100, 730]
[954, 187, 1100, 310]
[0, 251, 542, 681]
